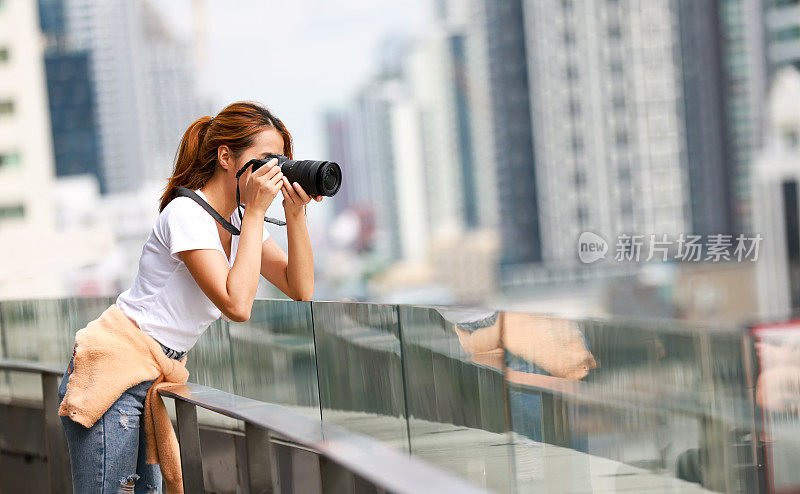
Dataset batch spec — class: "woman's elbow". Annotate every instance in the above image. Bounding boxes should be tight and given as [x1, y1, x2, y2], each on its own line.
[293, 286, 314, 302]
[226, 304, 252, 323]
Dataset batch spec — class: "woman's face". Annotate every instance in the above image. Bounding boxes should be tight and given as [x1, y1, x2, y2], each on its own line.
[229, 127, 285, 200]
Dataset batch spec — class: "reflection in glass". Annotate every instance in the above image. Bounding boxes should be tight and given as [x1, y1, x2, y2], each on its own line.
[400, 305, 512, 492]
[312, 301, 408, 450]
[229, 300, 319, 416]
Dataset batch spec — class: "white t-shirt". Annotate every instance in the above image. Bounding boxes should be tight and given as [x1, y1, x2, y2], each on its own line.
[116, 189, 270, 352]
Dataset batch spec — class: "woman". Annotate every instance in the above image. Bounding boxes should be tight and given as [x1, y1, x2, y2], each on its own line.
[56, 101, 321, 493]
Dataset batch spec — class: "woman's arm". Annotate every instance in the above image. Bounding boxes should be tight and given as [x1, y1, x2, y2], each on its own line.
[179, 159, 284, 322]
[261, 180, 319, 301]
[260, 210, 314, 301]
[180, 207, 270, 322]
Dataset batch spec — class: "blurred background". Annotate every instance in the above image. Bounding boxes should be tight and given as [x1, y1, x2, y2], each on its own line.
[1, 0, 799, 324]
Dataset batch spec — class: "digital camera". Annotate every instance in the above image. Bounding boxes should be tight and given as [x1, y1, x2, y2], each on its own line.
[246, 154, 342, 197]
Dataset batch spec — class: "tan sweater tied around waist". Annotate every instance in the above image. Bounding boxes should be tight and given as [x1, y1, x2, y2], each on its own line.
[58, 303, 189, 494]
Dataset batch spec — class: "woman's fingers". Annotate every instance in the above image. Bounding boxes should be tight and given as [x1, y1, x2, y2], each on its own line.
[292, 182, 312, 203]
[282, 177, 299, 205]
[253, 158, 278, 178]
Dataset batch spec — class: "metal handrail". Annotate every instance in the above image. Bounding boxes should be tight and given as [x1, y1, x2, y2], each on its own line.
[158, 382, 488, 494]
[0, 360, 71, 494]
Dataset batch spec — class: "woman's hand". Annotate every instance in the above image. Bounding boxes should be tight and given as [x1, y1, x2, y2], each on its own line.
[281, 178, 323, 216]
[244, 158, 283, 214]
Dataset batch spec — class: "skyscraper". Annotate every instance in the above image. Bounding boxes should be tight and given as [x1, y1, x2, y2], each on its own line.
[764, 0, 800, 72]
[0, 0, 57, 232]
[39, 0, 105, 191]
[754, 66, 800, 317]
[718, 0, 769, 235]
[472, 0, 769, 291]
[479, 0, 542, 268]
[59, 0, 204, 193]
[0, 0, 61, 297]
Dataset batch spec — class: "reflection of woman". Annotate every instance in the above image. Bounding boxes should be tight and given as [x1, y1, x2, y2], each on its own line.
[437, 307, 596, 380]
[56, 102, 320, 493]
[436, 307, 595, 448]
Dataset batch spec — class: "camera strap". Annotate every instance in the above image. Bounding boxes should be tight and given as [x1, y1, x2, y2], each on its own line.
[174, 187, 286, 237]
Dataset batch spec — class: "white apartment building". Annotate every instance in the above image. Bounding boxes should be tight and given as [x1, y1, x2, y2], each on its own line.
[523, 0, 690, 264]
[0, 0, 61, 298]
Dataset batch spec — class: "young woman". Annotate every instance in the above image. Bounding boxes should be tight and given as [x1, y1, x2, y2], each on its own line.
[57, 101, 321, 493]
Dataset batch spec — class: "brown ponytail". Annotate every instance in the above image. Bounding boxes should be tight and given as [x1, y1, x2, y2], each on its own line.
[159, 101, 293, 212]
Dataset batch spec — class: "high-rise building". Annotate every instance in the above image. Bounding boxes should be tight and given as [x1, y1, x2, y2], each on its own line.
[38, 0, 105, 191]
[59, 0, 203, 193]
[473, 0, 769, 292]
[678, 0, 736, 237]
[478, 0, 542, 269]
[754, 66, 800, 318]
[0, 0, 60, 297]
[323, 111, 355, 214]
[522, 0, 693, 265]
[408, 30, 469, 235]
[717, 0, 769, 235]
[764, 0, 800, 72]
[345, 79, 405, 261]
[0, 0, 57, 232]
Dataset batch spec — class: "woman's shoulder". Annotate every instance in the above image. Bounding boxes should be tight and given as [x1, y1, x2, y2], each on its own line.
[156, 196, 218, 237]
[160, 196, 213, 223]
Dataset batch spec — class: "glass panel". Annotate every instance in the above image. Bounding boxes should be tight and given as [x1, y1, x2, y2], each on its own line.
[185, 318, 235, 393]
[398, 305, 512, 492]
[504, 312, 761, 492]
[0, 299, 74, 400]
[228, 299, 319, 417]
[312, 301, 408, 451]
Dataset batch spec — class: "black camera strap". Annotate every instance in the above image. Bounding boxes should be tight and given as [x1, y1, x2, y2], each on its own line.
[174, 186, 286, 237]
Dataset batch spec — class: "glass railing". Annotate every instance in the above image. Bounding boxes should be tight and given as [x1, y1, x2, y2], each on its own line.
[0, 297, 796, 493]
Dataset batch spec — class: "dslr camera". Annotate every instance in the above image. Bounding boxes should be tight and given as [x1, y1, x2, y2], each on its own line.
[245, 153, 342, 197]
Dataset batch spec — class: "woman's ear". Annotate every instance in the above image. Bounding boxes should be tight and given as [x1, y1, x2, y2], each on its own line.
[217, 145, 232, 171]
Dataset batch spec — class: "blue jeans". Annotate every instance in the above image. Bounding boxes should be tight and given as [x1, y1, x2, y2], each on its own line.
[57, 342, 185, 493]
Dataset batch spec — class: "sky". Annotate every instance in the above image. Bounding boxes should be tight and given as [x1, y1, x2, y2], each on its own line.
[154, 0, 430, 158]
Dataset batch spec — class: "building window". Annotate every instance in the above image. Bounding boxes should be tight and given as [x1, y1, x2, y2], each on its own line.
[569, 97, 581, 117]
[612, 92, 626, 109]
[0, 47, 8, 63]
[784, 130, 799, 149]
[0, 100, 13, 115]
[773, 26, 800, 43]
[0, 151, 20, 170]
[0, 204, 24, 222]
[576, 205, 588, 223]
[571, 133, 584, 152]
[565, 63, 579, 80]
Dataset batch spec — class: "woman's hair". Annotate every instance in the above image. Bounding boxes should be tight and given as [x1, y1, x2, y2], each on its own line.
[159, 101, 293, 212]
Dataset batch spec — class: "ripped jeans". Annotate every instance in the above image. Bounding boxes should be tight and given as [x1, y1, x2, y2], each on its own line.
[57, 355, 162, 494]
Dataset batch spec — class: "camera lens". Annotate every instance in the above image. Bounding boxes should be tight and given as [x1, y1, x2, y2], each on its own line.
[318, 162, 341, 196]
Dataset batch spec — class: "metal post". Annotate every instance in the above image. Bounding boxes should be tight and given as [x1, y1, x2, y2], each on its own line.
[175, 399, 205, 493]
[41, 373, 72, 494]
[353, 475, 384, 493]
[319, 456, 354, 494]
[541, 391, 557, 445]
[245, 422, 279, 494]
